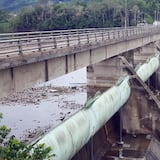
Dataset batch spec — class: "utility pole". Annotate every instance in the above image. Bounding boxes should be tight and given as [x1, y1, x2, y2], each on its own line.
[154, 10, 157, 21]
[124, 0, 127, 28]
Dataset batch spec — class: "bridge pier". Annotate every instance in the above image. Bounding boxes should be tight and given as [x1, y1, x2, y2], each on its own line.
[72, 44, 160, 159]
[122, 43, 160, 135]
[0, 61, 46, 98]
[0, 69, 14, 98]
[87, 56, 125, 96]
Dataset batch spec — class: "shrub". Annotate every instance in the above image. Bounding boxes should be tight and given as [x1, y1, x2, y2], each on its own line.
[0, 113, 54, 160]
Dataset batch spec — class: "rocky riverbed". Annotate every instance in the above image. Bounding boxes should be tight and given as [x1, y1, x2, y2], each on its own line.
[0, 68, 87, 142]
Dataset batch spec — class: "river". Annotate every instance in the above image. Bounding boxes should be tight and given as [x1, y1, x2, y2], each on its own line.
[0, 68, 87, 142]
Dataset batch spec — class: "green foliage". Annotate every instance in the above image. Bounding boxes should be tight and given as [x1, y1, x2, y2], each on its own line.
[0, 0, 160, 32]
[145, 13, 153, 24]
[0, 10, 13, 33]
[0, 113, 54, 160]
[0, 0, 38, 11]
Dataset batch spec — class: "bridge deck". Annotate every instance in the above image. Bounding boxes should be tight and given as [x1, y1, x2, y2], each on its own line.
[0, 26, 160, 70]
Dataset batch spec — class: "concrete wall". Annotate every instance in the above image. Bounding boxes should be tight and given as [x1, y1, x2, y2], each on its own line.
[14, 62, 46, 91]
[0, 62, 46, 97]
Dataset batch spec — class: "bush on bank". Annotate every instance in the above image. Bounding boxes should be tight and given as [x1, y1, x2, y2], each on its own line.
[0, 113, 54, 160]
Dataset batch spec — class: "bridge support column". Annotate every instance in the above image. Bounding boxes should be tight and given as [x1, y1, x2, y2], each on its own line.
[87, 57, 125, 96]
[122, 44, 160, 135]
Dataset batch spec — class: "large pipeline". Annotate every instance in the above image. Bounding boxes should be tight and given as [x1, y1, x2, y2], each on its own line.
[35, 54, 159, 160]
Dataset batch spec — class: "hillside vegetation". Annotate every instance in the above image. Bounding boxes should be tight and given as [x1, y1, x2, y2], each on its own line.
[0, 0, 159, 33]
[0, 0, 68, 11]
[0, 0, 37, 11]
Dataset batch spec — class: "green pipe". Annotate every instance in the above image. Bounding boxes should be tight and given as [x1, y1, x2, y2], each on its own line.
[35, 54, 159, 160]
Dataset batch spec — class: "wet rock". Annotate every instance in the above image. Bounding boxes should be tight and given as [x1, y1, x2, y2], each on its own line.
[0, 84, 86, 142]
[53, 93, 60, 96]
[60, 116, 65, 121]
[71, 86, 77, 90]
[41, 93, 47, 97]
[49, 89, 57, 93]
[0, 86, 75, 106]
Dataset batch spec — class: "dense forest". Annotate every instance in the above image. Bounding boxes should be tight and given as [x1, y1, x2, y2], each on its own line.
[0, 0, 70, 11]
[0, 0, 160, 33]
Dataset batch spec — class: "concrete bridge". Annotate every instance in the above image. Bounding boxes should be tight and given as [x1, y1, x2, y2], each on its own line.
[1, 26, 160, 98]
[1, 26, 160, 159]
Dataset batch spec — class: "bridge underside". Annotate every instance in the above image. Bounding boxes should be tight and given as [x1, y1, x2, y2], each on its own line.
[72, 43, 160, 159]
[72, 121, 160, 160]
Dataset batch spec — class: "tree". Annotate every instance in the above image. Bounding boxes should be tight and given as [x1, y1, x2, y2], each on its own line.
[0, 113, 54, 160]
[2, 0, 160, 32]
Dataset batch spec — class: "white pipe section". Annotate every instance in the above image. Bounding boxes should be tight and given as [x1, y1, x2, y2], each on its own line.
[35, 54, 159, 160]
[136, 54, 159, 82]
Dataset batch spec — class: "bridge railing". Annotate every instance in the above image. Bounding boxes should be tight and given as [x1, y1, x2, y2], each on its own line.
[0, 26, 159, 56]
